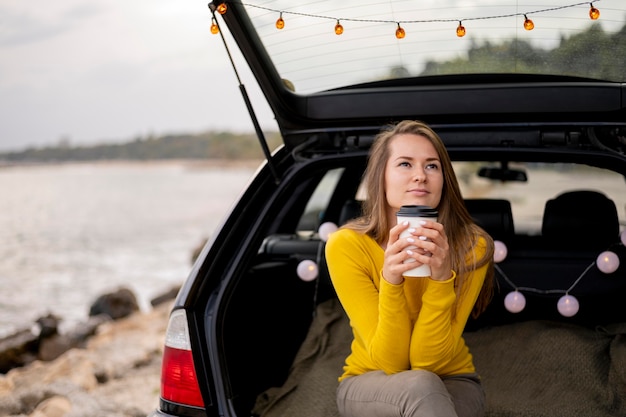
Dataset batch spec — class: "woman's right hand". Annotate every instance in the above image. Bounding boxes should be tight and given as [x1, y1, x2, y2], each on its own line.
[382, 221, 419, 285]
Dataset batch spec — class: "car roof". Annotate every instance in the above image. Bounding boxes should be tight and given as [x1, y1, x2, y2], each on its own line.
[210, 1, 626, 155]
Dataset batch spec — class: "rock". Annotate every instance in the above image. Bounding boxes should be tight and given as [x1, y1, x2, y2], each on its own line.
[89, 288, 139, 320]
[150, 286, 180, 307]
[0, 328, 39, 373]
[29, 395, 72, 417]
[38, 335, 73, 362]
[36, 314, 60, 339]
[0, 302, 172, 417]
[39, 314, 112, 362]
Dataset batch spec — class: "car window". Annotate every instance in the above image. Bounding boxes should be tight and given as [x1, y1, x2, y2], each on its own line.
[243, 1, 626, 94]
[297, 167, 345, 233]
[455, 162, 626, 235]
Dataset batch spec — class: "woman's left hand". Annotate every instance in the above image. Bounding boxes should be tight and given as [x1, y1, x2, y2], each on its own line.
[407, 220, 452, 281]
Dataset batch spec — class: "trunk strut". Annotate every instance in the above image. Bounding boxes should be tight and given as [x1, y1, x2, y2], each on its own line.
[209, 4, 281, 184]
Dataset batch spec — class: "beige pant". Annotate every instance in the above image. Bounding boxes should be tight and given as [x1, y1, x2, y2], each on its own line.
[336, 370, 485, 417]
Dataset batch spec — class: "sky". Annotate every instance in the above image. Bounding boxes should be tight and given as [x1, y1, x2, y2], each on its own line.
[0, 0, 277, 152]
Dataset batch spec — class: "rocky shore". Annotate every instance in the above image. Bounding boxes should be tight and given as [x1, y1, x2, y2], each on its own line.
[0, 288, 176, 417]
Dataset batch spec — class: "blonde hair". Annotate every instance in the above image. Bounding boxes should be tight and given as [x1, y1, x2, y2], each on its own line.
[346, 120, 494, 317]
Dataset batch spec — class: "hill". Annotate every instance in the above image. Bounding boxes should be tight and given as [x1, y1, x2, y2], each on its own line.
[0, 131, 283, 163]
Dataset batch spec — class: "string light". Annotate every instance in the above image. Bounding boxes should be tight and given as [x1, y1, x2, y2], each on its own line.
[334, 20, 344, 35]
[456, 21, 466, 37]
[494, 237, 623, 318]
[557, 294, 580, 317]
[523, 14, 535, 30]
[589, 3, 600, 19]
[395, 23, 406, 39]
[221, 1, 603, 38]
[276, 12, 285, 29]
[210, 17, 219, 34]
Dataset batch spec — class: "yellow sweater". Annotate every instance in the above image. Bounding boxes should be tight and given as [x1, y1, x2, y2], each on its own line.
[325, 228, 488, 381]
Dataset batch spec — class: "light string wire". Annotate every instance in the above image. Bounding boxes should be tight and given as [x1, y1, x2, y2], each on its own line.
[235, 0, 600, 25]
[495, 261, 596, 296]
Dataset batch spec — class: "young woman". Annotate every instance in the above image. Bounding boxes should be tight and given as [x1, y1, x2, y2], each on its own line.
[325, 120, 494, 417]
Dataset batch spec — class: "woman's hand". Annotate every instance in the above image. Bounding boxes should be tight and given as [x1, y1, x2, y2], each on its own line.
[383, 220, 452, 283]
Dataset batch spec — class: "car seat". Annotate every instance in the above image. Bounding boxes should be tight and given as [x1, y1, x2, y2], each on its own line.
[542, 190, 619, 250]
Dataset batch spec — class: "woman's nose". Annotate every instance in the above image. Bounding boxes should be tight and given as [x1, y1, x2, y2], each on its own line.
[413, 169, 426, 182]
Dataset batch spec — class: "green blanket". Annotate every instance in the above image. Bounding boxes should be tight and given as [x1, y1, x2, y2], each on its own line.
[253, 299, 626, 417]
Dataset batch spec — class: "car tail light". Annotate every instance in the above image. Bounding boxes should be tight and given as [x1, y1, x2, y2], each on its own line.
[160, 309, 205, 408]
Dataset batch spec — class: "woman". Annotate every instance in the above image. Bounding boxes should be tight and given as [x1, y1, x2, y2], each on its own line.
[325, 120, 494, 417]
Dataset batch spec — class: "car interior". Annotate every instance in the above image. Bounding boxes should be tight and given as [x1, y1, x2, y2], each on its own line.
[216, 152, 626, 417]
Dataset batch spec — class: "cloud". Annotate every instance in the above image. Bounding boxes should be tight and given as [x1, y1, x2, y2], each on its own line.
[0, 3, 103, 47]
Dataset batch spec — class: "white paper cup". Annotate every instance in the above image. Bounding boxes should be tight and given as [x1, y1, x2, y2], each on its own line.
[397, 205, 438, 277]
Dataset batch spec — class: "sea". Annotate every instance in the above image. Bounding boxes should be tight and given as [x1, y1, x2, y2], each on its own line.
[0, 161, 259, 338]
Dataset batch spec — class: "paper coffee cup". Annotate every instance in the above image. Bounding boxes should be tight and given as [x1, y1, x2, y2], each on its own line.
[397, 205, 438, 277]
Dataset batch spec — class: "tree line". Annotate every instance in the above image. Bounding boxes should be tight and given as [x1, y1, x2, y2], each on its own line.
[0, 131, 283, 163]
[421, 22, 626, 80]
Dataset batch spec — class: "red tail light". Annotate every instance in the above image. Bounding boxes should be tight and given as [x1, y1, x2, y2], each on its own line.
[160, 309, 204, 407]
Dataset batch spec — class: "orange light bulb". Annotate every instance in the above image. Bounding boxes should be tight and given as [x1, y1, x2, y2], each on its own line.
[589, 4, 600, 20]
[216, 3, 227, 15]
[276, 13, 285, 30]
[456, 22, 466, 37]
[335, 20, 344, 35]
[210, 19, 219, 35]
[395, 23, 405, 39]
[523, 15, 534, 31]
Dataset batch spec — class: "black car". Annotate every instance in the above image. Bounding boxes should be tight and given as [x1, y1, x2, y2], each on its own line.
[149, 1, 626, 416]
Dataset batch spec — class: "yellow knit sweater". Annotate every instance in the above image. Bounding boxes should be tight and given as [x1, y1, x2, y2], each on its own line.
[325, 228, 488, 381]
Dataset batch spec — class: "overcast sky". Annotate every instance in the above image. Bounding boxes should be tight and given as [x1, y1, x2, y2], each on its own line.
[0, 0, 277, 152]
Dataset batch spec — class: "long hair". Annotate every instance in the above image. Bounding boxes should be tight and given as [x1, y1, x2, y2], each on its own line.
[345, 120, 494, 317]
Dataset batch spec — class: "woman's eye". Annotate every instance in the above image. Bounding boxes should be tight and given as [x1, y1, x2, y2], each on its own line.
[399, 161, 411, 167]
[426, 163, 440, 170]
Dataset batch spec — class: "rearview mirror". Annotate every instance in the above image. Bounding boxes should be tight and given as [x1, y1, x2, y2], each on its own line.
[478, 165, 528, 182]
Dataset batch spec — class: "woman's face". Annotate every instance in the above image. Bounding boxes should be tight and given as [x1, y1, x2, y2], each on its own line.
[384, 133, 444, 216]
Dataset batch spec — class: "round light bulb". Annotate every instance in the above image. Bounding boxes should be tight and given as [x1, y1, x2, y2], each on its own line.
[318, 222, 338, 242]
[456, 22, 466, 37]
[210, 19, 219, 35]
[335, 21, 344, 35]
[523, 16, 534, 31]
[216, 4, 227, 15]
[297, 260, 318, 282]
[494, 240, 508, 263]
[589, 4, 600, 20]
[620, 229, 626, 246]
[597, 250, 619, 274]
[276, 15, 285, 30]
[504, 290, 526, 313]
[395, 24, 405, 39]
[557, 294, 579, 317]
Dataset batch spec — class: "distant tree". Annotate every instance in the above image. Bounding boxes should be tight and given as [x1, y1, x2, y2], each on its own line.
[421, 21, 626, 81]
[0, 131, 283, 163]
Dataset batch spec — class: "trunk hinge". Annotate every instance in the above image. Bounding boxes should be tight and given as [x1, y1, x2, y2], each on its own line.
[209, 4, 281, 184]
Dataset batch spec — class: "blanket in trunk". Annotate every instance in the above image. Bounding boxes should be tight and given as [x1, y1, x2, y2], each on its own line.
[253, 299, 626, 417]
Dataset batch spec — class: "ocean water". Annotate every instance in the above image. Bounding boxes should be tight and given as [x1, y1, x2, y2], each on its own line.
[0, 161, 258, 338]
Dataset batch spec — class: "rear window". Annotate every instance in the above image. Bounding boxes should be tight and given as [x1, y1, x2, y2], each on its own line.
[244, 1, 626, 93]
[456, 162, 626, 235]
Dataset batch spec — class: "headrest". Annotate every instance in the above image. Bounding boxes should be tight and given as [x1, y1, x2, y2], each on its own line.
[542, 190, 619, 249]
[464, 199, 514, 240]
[339, 199, 363, 225]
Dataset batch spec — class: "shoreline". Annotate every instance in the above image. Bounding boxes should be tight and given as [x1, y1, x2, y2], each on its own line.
[0, 158, 265, 170]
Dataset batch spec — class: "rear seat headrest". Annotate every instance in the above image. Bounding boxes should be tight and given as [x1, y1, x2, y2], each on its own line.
[464, 199, 515, 240]
[542, 190, 619, 249]
[339, 199, 363, 225]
